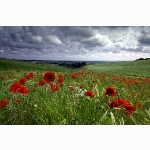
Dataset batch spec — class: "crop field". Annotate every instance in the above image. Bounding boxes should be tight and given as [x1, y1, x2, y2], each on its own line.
[1, 58, 150, 125]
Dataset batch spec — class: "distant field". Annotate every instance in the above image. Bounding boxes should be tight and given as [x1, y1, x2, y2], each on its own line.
[0, 58, 80, 72]
[86, 60, 150, 77]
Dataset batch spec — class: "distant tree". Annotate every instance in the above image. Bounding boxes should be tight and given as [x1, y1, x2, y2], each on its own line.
[58, 61, 86, 68]
[138, 58, 145, 60]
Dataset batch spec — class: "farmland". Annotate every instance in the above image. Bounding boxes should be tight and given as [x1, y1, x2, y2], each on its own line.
[1, 58, 150, 125]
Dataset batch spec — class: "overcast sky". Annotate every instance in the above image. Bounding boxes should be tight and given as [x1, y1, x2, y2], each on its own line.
[0, 26, 150, 61]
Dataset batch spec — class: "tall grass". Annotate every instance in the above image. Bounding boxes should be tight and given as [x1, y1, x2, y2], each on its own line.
[86, 60, 150, 77]
[1, 59, 150, 124]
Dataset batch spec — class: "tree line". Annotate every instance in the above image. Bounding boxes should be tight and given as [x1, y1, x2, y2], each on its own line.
[58, 62, 86, 68]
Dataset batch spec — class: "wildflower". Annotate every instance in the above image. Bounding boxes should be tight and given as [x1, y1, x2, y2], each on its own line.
[38, 80, 47, 86]
[50, 84, 59, 91]
[19, 78, 27, 85]
[10, 82, 22, 93]
[57, 76, 64, 83]
[108, 100, 120, 108]
[71, 74, 76, 79]
[25, 73, 34, 80]
[108, 98, 136, 116]
[108, 98, 131, 109]
[0, 99, 9, 108]
[17, 86, 29, 96]
[105, 85, 117, 97]
[10, 82, 29, 96]
[43, 71, 55, 82]
[85, 90, 96, 98]
[123, 104, 136, 116]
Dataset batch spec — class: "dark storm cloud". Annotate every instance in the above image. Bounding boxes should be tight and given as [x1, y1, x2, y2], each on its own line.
[0, 26, 116, 54]
[138, 35, 150, 46]
[0, 26, 150, 60]
[59, 26, 96, 37]
[136, 27, 150, 46]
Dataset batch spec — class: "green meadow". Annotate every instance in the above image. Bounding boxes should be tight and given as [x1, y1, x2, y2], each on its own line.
[86, 60, 150, 77]
[1, 58, 150, 125]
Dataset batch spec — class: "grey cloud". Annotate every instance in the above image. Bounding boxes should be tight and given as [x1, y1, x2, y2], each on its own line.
[138, 36, 150, 46]
[47, 35, 62, 45]
[0, 26, 150, 60]
[137, 27, 150, 46]
[32, 36, 42, 43]
[80, 34, 111, 47]
[59, 26, 96, 38]
[121, 46, 144, 53]
[0, 50, 4, 53]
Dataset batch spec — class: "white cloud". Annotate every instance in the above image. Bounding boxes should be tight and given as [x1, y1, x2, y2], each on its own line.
[80, 48, 90, 54]
[80, 33, 111, 47]
[95, 33, 111, 45]
[11, 51, 19, 54]
[0, 50, 4, 53]
[142, 46, 150, 53]
[47, 35, 62, 45]
[32, 36, 42, 42]
[113, 28, 141, 50]
[64, 50, 70, 54]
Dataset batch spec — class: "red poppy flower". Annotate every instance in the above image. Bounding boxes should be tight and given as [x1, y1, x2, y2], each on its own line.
[19, 78, 27, 85]
[108, 98, 136, 116]
[38, 80, 47, 86]
[25, 73, 34, 80]
[105, 85, 117, 97]
[108, 98, 131, 108]
[57, 76, 64, 83]
[85, 90, 96, 98]
[108, 100, 120, 108]
[71, 74, 76, 79]
[117, 98, 131, 106]
[10, 82, 22, 93]
[0, 99, 9, 108]
[10, 82, 29, 96]
[43, 71, 55, 82]
[123, 104, 136, 116]
[50, 84, 59, 91]
[17, 86, 29, 96]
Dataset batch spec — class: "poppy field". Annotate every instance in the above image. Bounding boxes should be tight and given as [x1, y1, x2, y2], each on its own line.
[1, 58, 150, 125]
